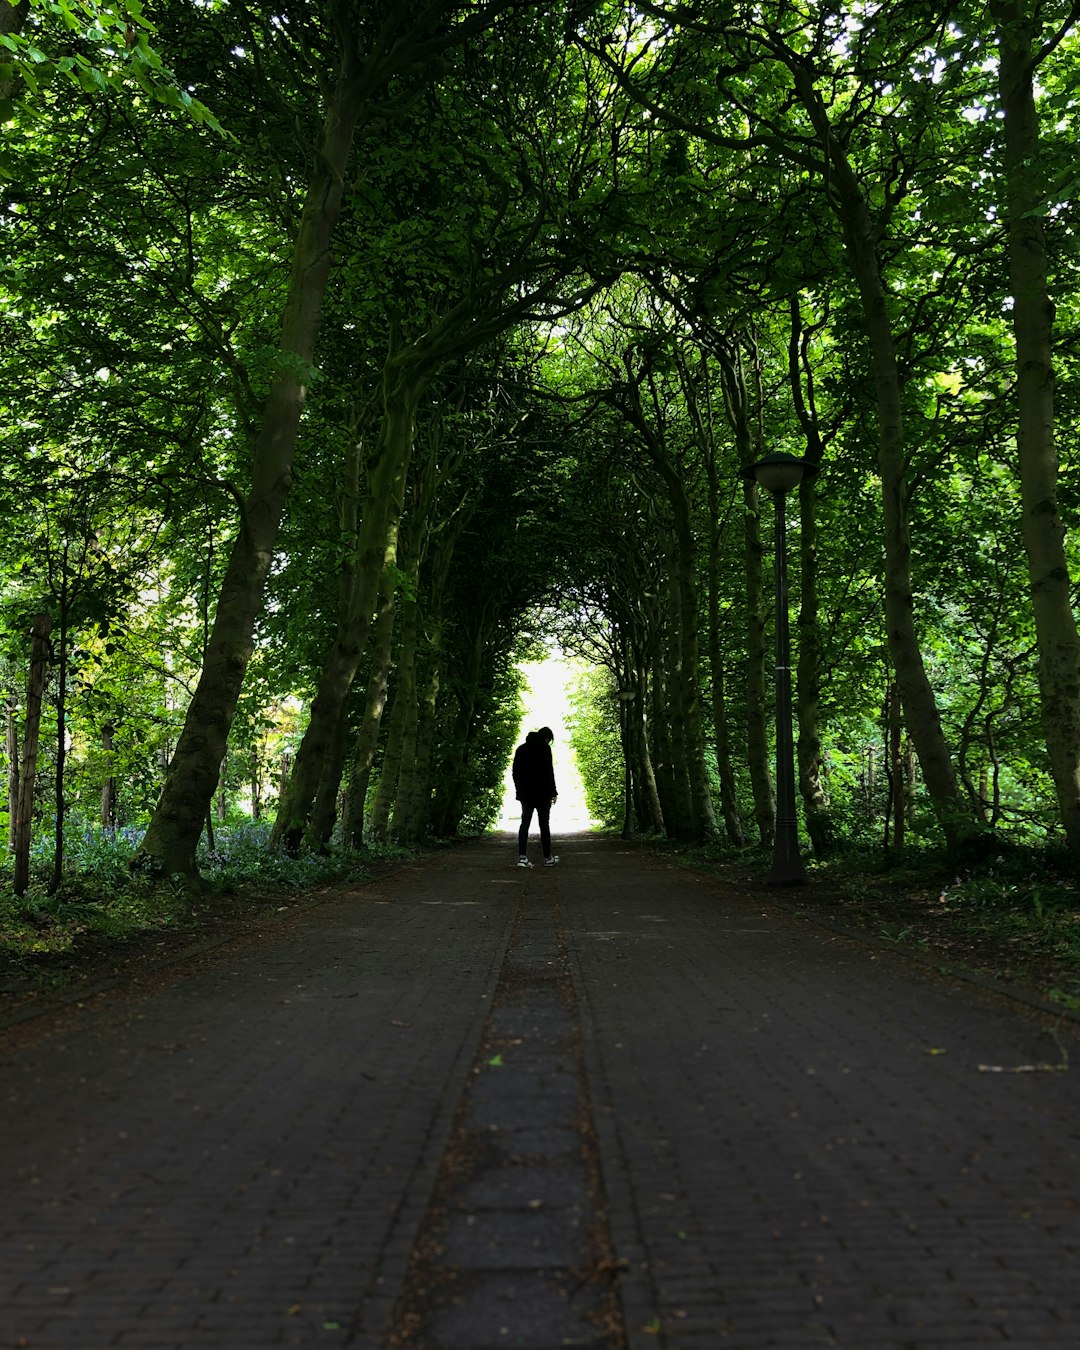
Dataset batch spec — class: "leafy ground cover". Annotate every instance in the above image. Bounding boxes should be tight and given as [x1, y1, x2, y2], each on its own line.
[641, 838, 1080, 1014]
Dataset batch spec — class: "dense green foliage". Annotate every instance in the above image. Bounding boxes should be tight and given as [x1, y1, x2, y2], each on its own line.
[3, 0, 1080, 925]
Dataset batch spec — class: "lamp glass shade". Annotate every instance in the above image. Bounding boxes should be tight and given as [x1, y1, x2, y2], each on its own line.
[754, 456, 806, 495]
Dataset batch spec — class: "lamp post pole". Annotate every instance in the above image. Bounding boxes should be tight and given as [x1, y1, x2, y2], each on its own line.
[618, 687, 635, 839]
[770, 489, 804, 884]
[741, 452, 818, 886]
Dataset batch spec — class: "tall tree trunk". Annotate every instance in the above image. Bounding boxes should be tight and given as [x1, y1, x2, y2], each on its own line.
[790, 62, 971, 853]
[386, 533, 425, 842]
[743, 477, 774, 848]
[306, 419, 368, 849]
[648, 639, 678, 832]
[368, 675, 409, 843]
[395, 648, 440, 842]
[633, 679, 665, 834]
[713, 340, 773, 847]
[101, 722, 117, 830]
[272, 366, 418, 852]
[659, 537, 696, 840]
[796, 476, 832, 854]
[6, 699, 18, 851]
[133, 55, 366, 881]
[344, 577, 397, 846]
[994, 0, 1080, 855]
[787, 297, 833, 854]
[622, 361, 717, 841]
[430, 605, 492, 837]
[13, 614, 51, 896]
[704, 461, 744, 847]
[887, 681, 905, 852]
[48, 589, 70, 895]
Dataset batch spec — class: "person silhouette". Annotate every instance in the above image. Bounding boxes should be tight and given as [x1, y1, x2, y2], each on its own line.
[511, 727, 559, 867]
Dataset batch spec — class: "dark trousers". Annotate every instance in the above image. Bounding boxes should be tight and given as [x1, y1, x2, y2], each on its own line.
[518, 799, 552, 859]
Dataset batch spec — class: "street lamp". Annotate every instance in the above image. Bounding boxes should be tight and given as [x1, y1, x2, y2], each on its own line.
[741, 451, 819, 885]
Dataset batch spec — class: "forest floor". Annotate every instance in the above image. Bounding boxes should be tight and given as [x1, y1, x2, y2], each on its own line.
[2, 831, 1079, 1027]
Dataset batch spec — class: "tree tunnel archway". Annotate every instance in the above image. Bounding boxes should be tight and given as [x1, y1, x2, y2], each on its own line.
[4, 0, 1080, 893]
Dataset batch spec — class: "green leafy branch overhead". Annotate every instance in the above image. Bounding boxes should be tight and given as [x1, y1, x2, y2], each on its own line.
[0, 0, 227, 138]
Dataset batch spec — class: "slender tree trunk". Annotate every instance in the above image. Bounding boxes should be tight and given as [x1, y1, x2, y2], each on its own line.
[634, 688, 665, 833]
[790, 63, 970, 852]
[307, 422, 367, 849]
[620, 358, 715, 840]
[743, 478, 774, 848]
[704, 466, 744, 847]
[888, 681, 905, 852]
[785, 300, 833, 855]
[14, 614, 51, 896]
[796, 476, 833, 854]
[648, 640, 678, 832]
[133, 57, 366, 881]
[6, 699, 19, 851]
[217, 753, 228, 823]
[345, 579, 396, 846]
[658, 537, 696, 840]
[101, 722, 117, 830]
[48, 595, 70, 895]
[711, 338, 773, 846]
[272, 368, 418, 852]
[430, 609, 491, 836]
[993, 1, 1080, 855]
[386, 547, 424, 842]
[369, 677, 409, 843]
[396, 648, 440, 842]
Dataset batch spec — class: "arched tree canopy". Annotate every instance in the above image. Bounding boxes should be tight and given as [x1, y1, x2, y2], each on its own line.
[3, 0, 1080, 888]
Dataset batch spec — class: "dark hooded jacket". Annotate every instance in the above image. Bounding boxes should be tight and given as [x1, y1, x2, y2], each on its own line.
[512, 732, 557, 803]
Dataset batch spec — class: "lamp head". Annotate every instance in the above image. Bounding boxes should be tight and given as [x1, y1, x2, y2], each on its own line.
[740, 451, 819, 496]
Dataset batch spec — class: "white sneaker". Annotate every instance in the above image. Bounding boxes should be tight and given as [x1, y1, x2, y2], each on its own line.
[517, 856, 533, 868]
[544, 855, 560, 867]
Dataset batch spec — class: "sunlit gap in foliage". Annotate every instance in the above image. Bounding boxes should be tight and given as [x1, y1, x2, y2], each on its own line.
[497, 651, 599, 834]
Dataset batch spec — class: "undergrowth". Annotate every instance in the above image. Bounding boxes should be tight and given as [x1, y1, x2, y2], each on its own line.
[0, 822, 421, 964]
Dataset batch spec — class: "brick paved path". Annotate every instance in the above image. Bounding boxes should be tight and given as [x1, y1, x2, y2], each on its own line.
[3, 834, 1080, 1349]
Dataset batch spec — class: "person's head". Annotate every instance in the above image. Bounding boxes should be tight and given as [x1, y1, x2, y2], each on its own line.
[537, 726, 554, 744]
[525, 730, 539, 745]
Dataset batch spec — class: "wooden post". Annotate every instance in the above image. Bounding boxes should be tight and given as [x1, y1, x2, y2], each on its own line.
[13, 614, 52, 895]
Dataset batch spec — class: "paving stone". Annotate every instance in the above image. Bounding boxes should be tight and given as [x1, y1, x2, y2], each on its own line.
[455, 1165, 588, 1212]
[424, 1272, 606, 1349]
